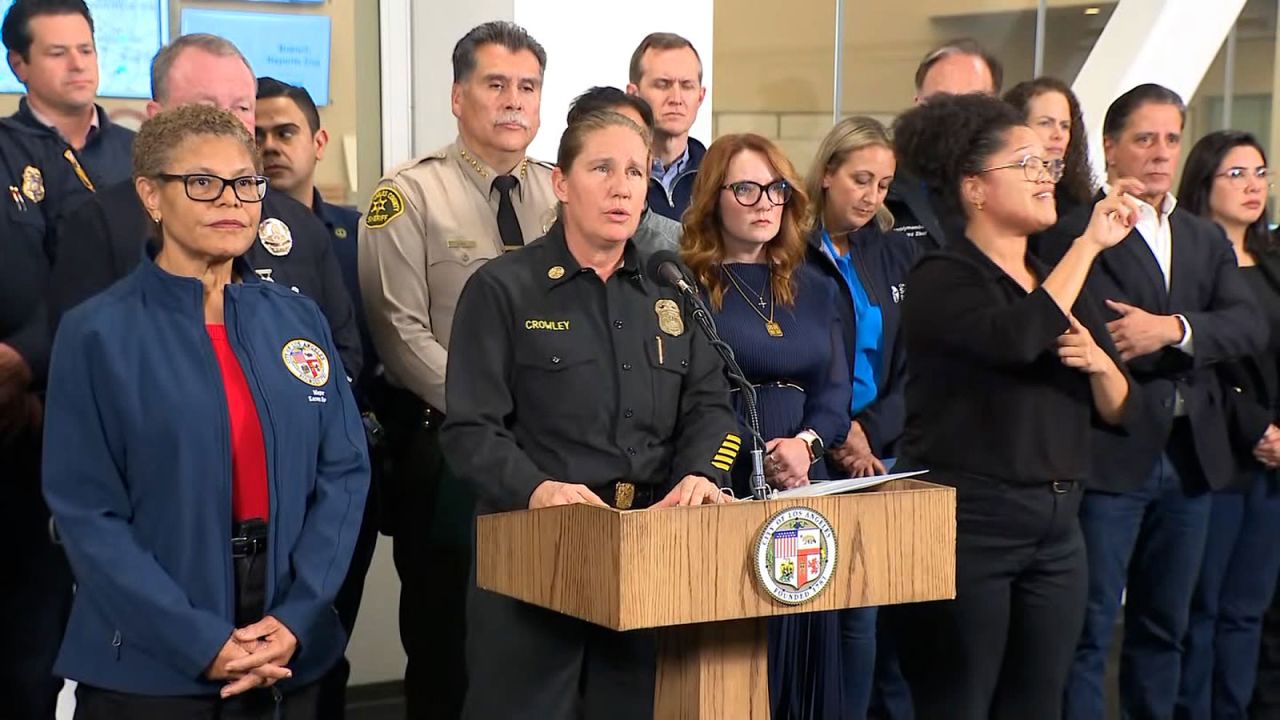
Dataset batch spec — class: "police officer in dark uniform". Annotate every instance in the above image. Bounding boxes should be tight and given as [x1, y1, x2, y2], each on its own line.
[0, 114, 86, 720]
[442, 110, 739, 720]
[2, 1, 135, 192]
[45, 34, 361, 378]
[255, 77, 372, 387]
[256, 75, 382, 720]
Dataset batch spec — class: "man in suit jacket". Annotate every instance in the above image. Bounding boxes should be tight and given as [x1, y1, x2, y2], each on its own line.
[1037, 84, 1267, 720]
[886, 38, 1002, 252]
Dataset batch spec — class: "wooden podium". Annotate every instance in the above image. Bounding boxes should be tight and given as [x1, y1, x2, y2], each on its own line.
[475, 478, 956, 719]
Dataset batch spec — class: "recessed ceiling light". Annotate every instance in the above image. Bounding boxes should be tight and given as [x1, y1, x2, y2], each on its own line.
[1084, 7, 1101, 14]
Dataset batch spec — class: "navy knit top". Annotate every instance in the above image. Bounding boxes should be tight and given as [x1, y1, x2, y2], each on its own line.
[709, 262, 852, 493]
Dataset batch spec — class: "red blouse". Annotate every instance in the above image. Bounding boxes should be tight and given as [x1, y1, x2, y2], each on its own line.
[207, 324, 269, 522]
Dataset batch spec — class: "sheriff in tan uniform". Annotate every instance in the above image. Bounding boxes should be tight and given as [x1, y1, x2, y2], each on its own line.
[358, 138, 557, 413]
[356, 137, 555, 720]
[361, 21, 554, 718]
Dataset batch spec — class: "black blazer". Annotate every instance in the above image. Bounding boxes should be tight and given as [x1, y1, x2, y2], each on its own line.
[886, 171, 949, 252]
[1218, 248, 1280, 486]
[46, 180, 363, 379]
[1037, 193, 1267, 492]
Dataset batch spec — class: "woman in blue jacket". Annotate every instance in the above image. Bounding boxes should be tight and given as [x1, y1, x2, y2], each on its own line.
[804, 116, 919, 720]
[42, 104, 370, 718]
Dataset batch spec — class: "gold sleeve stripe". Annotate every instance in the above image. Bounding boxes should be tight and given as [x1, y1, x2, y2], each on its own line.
[709, 432, 742, 471]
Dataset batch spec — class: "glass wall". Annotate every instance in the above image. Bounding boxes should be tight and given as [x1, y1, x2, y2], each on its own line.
[1187, 0, 1277, 220]
[708, 0, 1118, 167]
[1042, 2, 1116, 84]
[711, 0, 1278, 184]
[711, 0, 835, 166]
[0, 0, 380, 205]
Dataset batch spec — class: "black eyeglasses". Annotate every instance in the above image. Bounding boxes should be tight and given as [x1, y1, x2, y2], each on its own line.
[157, 173, 268, 203]
[1215, 166, 1273, 188]
[721, 180, 793, 207]
[976, 155, 1065, 184]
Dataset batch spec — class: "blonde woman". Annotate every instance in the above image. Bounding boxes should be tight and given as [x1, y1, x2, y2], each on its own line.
[804, 115, 919, 718]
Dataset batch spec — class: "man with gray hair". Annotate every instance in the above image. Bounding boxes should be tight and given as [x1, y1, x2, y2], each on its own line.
[47, 33, 361, 377]
[885, 37, 1004, 253]
[358, 20, 556, 719]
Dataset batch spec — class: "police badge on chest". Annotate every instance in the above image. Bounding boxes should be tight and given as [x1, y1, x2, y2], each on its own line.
[259, 218, 293, 257]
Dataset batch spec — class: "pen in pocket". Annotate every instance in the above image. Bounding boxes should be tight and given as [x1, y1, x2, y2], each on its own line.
[655, 335, 665, 365]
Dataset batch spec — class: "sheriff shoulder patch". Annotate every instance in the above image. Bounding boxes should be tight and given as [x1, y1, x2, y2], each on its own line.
[365, 186, 406, 229]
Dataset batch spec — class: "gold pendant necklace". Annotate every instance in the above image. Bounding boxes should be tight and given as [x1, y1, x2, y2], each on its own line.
[723, 265, 783, 337]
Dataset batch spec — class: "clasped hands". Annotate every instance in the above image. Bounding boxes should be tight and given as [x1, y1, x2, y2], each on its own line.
[205, 615, 298, 698]
[830, 421, 887, 481]
[1255, 424, 1280, 469]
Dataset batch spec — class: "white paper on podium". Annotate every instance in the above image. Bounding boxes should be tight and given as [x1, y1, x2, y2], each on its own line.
[765, 470, 930, 500]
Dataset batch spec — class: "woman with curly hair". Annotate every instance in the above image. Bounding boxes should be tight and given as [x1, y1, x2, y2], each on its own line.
[881, 93, 1135, 720]
[1004, 76, 1098, 216]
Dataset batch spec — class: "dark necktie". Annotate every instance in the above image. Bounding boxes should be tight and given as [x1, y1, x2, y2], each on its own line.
[492, 175, 524, 248]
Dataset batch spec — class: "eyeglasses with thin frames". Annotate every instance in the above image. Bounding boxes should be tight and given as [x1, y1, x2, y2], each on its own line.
[1215, 166, 1273, 189]
[721, 180, 793, 207]
[975, 155, 1065, 184]
[156, 173, 269, 203]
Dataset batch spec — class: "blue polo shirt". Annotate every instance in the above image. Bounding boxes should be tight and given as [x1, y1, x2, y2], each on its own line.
[821, 229, 883, 414]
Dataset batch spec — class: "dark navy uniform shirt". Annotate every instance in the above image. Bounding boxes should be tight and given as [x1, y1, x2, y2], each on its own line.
[10, 98, 134, 194]
[313, 188, 376, 388]
[440, 222, 741, 513]
[0, 117, 91, 381]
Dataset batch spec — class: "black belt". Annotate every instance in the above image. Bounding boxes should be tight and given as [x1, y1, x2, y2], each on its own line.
[1050, 480, 1078, 494]
[231, 536, 267, 558]
[730, 381, 805, 394]
[231, 519, 268, 558]
[607, 481, 659, 510]
[374, 384, 443, 431]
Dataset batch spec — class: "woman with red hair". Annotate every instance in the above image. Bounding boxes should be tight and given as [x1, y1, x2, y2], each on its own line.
[682, 133, 851, 718]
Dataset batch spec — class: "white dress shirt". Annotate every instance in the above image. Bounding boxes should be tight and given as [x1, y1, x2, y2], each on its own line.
[1126, 190, 1194, 414]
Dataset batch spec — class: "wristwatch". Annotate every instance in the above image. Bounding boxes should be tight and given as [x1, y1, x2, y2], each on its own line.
[796, 429, 824, 465]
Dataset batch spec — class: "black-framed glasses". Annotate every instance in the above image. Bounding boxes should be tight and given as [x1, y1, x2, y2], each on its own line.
[1215, 166, 1273, 188]
[976, 155, 1065, 184]
[721, 180, 793, 207]
[157, 173, 268, 203]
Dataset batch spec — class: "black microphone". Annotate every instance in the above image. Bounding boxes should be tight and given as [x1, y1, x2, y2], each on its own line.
[645, 250, 771, 501]
[645, 249, 698, 296]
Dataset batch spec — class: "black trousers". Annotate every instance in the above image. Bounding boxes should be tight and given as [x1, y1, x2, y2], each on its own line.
[73, 682, 320, 720]
[1253, 575, 1280, 719]
[462, 586, 656, 720]
[0, 435, 73, 720]
[883, 472, 1088, 720]
[315, 450, 380, 720]
[382, 394, 472, 720]
[74, 525, 320, 719]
